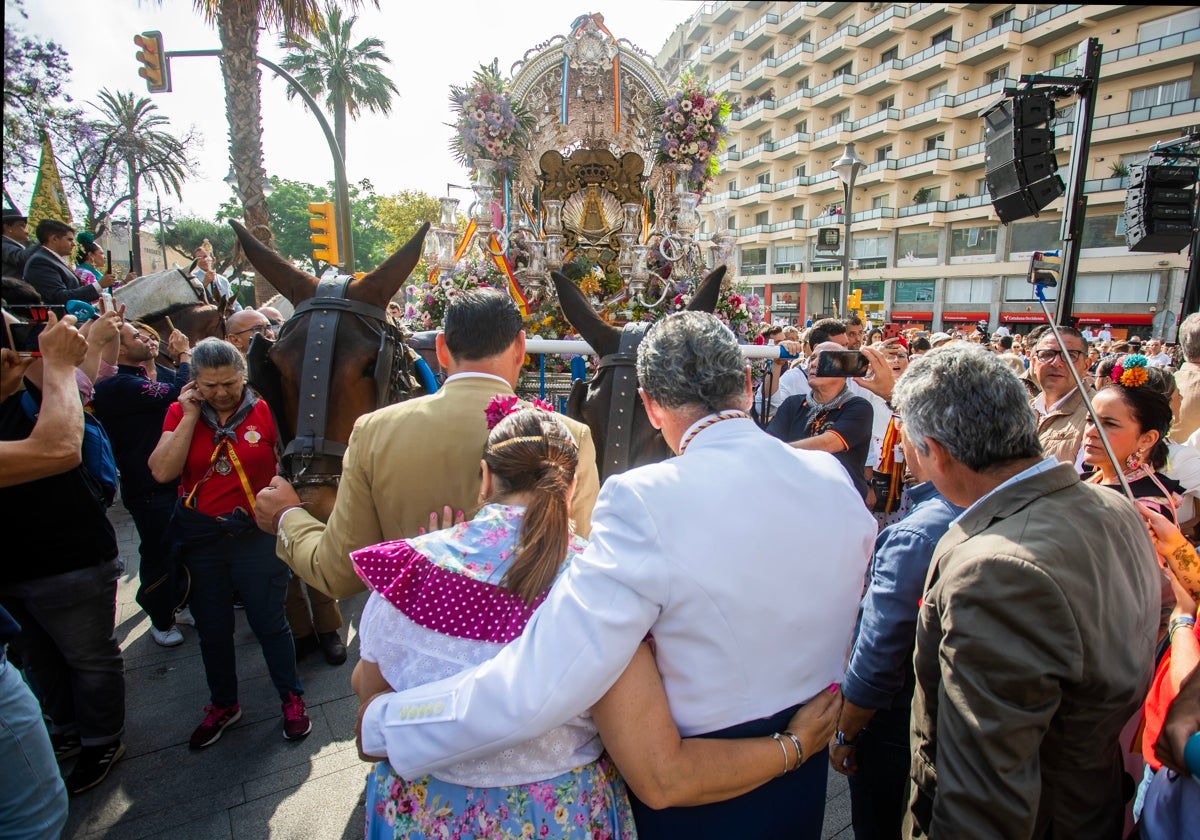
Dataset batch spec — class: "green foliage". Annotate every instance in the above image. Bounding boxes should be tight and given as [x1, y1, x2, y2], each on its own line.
[376, 189, 444, 278]
[165, 216, 238, 275]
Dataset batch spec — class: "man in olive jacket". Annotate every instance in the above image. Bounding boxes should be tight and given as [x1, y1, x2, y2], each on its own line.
[892, 346, 1159, 839]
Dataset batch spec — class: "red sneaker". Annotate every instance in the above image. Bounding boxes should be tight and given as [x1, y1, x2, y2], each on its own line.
[189, 704, 242, 749]
[282, 692, 312, 741]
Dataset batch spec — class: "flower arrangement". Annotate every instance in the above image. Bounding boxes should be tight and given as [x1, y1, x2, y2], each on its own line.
[1111, 354, 1149, 387]
[449, 61, 533, 178]
[485, 394, 556, 430]
[402, 261, 504, 331]
[654, 72, 731, 192]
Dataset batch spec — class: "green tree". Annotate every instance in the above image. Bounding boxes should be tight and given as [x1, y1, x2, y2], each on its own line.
[91, 89, 197, 274]
[376, 189, 443, 281]
[278, 4, 398, 169]
[164, 216, 238, 275]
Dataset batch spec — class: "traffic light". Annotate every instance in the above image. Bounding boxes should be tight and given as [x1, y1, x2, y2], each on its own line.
[1028, 250, 1062, 287]
[847, 289, 862, 312]
[982, 92, 1065, 224]
[133, 31, 171, 93]
[1124, 164, 1197, 253]
[308, 201, 340, 266]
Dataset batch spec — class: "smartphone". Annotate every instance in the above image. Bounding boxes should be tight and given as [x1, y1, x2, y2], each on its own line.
[881, 322, 902, 342]
[816, 350, 871, 377]
[3, 305, 65, 355]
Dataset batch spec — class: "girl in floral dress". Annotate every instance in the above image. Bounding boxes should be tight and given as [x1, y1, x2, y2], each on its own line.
[351, 407, 636, 840]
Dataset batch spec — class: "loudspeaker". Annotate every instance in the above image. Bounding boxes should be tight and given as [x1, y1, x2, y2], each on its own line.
[983, 92, 1064, 224]
[1125, 164, 1197, 253]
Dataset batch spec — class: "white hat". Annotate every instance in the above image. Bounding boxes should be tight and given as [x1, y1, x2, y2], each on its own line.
[929, 332, 952, 346]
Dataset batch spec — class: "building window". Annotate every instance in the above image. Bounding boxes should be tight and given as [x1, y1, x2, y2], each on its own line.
[794, 119, 808, 134]
[1129, 79, 1192, 110]
[758, 131, 774, 145]
[832, 107, 851, 125]
[950, 225, 999, 257]
[1009, 219, 1062, 254]
[897, 229, 941, 260]
[880, 45, 899, 63]
[877, 95, 895, 111]
[740, 247, 768, 275]
[876, 144, 893, 162]
[796, 77, 810, 91]
[986, 64, 1009, 84]
[727, 178, 737, 192]
[1081, 214, 1128, 249]
[754, 210, 769, 226]
[727, 143, 738, 153]
[761, 47, 774, 61]
[945, 278, 993, 304]
[926, 81, 948, 100]
[1053, 46, 1076, 67]
[895, 279, 935, 303]
[990, 7, 1016, 27]
[976, 177, 989, 196]
[924, 133, 946, 152]
[774, 244, 804, 273]
[730, 61, 740, 73]
[872, 194, 892, 209]
[791, 205, 806, 221]
[793, 164, 807, 177]
[1138, 8, 1200, 41]
[799, 32, 812, 45]
[851, 281, 885, 301]
[756, 172, 771, 185]
[931, 27, 954, 46]
[1075, 273, 1159, 304]
[913, 185, 941, 203]
[834, 61, 853, 78]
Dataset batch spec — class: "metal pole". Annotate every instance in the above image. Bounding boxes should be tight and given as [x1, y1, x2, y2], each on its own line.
[841, 177, 854, 314]
[157, 195, 167, 267]
[1053, 37, 1102, 326]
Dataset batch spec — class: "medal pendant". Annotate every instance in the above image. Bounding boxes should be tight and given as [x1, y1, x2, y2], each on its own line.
[214, 456, 232, 476]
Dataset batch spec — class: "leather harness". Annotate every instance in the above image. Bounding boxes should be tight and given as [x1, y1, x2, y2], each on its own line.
[593, 322, 651, 477]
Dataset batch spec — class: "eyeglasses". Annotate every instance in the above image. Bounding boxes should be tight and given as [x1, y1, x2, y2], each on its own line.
[232, 324, 271, 336]
[1034, 348, 1084, 364]
[267, 319, 283, 327]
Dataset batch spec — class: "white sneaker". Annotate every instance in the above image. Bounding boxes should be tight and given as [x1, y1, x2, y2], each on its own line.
[174, 607, 196, 626]
[151, 624, 184, 647]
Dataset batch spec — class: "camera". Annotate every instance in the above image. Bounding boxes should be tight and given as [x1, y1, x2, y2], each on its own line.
[815, 350, 871, 378]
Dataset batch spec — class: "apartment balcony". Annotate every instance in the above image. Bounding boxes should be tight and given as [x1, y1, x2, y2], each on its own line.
[730, 183, 774, 206]
[852, 107, 901, 142]
[852, 207, 896, 224]
[684, 2, 715, 40]
[901, 96, 952, 131]
[741, 141, 771, 163]
[1019, 4, 1086, 46]
[814, 24, 859, 64]
[860, 158, 900, 187]
[1083, 176, 1131, 195]
[899, 40, 961, 81]
[773, 173, 815, 193]
[736, 224, 772, 237]
[1101, 26, 1200, 81]
[808, 170, 843, 196]
[811, 73, 856, 107]
[812, 122, 851, 152]
[857, 5, 907, 48]
[712, 70, 743, 92]
[732, 99, 776, 130]
[811, 211, 842, 228]
[957, 21, 1022, 66]
[687, 43, 714, 68]
[779, 1, 809, 35]
[712, 0, 738, 25]
[776, 41, 815, 77]
[812, 2, 853, 19]
[774, 86, 812, 118]
[856, 59, 904, 94]
[955, 141, 985, 160]
[718, 150, 741, 165]
[743, 12, 779, 51]
[905, 2, 954, 31]
[712, 30, 746, 63]
[768, 218, 808, 234]
[894, 148, 953, 180]
[951, 79, 1010, 115]
[743, 57, 780, 90]
[1091, 97, 1200, 140]
[770, 132, 812, 160]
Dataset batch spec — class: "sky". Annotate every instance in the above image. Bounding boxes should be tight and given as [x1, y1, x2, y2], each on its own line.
[12, 0, 697, 222]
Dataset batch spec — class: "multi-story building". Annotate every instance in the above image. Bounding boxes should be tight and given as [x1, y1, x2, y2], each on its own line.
[656, 3, 1198, 337]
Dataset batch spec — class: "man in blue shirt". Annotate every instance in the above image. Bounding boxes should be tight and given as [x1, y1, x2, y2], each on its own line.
[830, 432, 963, 839]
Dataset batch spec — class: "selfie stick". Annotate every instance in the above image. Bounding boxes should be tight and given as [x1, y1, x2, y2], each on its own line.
[1031, 250, 1135, 505]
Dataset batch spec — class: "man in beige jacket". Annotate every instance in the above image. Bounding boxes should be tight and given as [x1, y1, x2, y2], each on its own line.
[253, 289, 599, 599]
[1029, 326, 1092, 464]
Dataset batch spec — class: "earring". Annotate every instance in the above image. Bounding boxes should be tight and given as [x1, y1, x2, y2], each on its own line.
[1125, 450, 1143, 472]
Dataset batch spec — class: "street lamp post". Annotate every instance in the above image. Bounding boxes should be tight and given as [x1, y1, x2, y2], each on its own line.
[832, 142, 866, 316]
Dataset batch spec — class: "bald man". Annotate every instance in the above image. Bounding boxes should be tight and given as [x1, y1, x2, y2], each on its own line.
[225, 309, 271, 355]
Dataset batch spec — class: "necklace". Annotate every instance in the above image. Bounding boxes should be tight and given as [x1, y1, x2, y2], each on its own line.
[678, 410, 749, 455]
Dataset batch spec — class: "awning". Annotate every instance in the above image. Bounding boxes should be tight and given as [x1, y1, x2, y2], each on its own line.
[1074, 313, 1154, 325]
[891, 311, 933, 322]
[941, 311, 989, 322]
[1000, 312, 1049, 323]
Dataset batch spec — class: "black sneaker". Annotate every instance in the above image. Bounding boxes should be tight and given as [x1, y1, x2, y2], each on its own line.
[51, 731, 81, 763]
[65, 741, 125, 796]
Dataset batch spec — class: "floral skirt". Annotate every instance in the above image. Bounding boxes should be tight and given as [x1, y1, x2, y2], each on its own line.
[364, 756, 637, 840]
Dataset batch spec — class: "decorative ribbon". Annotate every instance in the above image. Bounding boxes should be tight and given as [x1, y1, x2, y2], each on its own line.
[562, 13, 621, 132]
[519, 194, 541, 237]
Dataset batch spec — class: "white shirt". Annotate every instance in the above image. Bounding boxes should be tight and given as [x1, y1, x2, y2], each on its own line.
[753, 365, 810, 415]
[1147, 352, 1173, 368]
[360, 416, 876, 773]
[1098, 329, 1113, 342]
[953, 457, 1060, 525]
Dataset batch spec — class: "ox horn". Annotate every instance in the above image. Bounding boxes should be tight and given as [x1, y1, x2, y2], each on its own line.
[354, 222, 431, 310]
[229, 219, 318, 305]
[686, 266, 726, 315]
[551, 271, 621, 358]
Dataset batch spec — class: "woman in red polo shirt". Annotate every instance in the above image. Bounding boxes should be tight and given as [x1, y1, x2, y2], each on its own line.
[149, 338, 309, 749]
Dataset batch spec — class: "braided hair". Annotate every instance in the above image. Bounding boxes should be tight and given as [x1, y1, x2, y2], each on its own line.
[483, 409, 579, 604]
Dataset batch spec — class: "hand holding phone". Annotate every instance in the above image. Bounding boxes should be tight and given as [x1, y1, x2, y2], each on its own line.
[815, 350, 871, 378]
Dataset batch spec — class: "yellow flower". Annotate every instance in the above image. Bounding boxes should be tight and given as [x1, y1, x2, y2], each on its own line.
[411, 783, 427, 805]
[1120, 366, 1148, 387]
[522, 823, 535, 838]
[554, 805, 568, 825]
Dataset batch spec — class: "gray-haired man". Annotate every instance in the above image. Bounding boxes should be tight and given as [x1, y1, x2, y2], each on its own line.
[893, 345, 1159, 838]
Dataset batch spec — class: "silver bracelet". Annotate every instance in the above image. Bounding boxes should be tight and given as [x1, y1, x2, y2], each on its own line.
[770, 732, 790, 777]
[784, 730, 804, 771]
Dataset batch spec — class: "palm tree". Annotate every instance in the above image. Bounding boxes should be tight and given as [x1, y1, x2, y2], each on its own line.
[188, 0, 375, 301]
[92, 89, 194, 274]
[278, 4, 399, 169]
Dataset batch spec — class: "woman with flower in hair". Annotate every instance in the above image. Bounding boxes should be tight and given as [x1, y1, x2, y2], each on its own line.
[73, 233, 106, 286]
[1082, 354, 1184, 521]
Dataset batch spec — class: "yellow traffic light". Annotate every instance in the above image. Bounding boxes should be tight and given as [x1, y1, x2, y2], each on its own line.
[308, 201, 340, 267]
[133, 31, 171, 93]
[847, 289, 863, 312]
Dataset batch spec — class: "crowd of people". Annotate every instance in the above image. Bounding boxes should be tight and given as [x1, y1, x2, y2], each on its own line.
[1, 246, 1198, 839]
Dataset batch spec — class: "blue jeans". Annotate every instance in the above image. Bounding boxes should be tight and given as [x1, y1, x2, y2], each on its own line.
[0, 654, 68, 839]
[0, 559, 125, 746]
[848, 705, 912, 840]
[125, 487, 186, 631]
[185, 529, 301, 707]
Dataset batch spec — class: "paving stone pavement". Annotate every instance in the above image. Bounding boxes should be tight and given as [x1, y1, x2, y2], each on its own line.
[59, 501, 854, 838]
